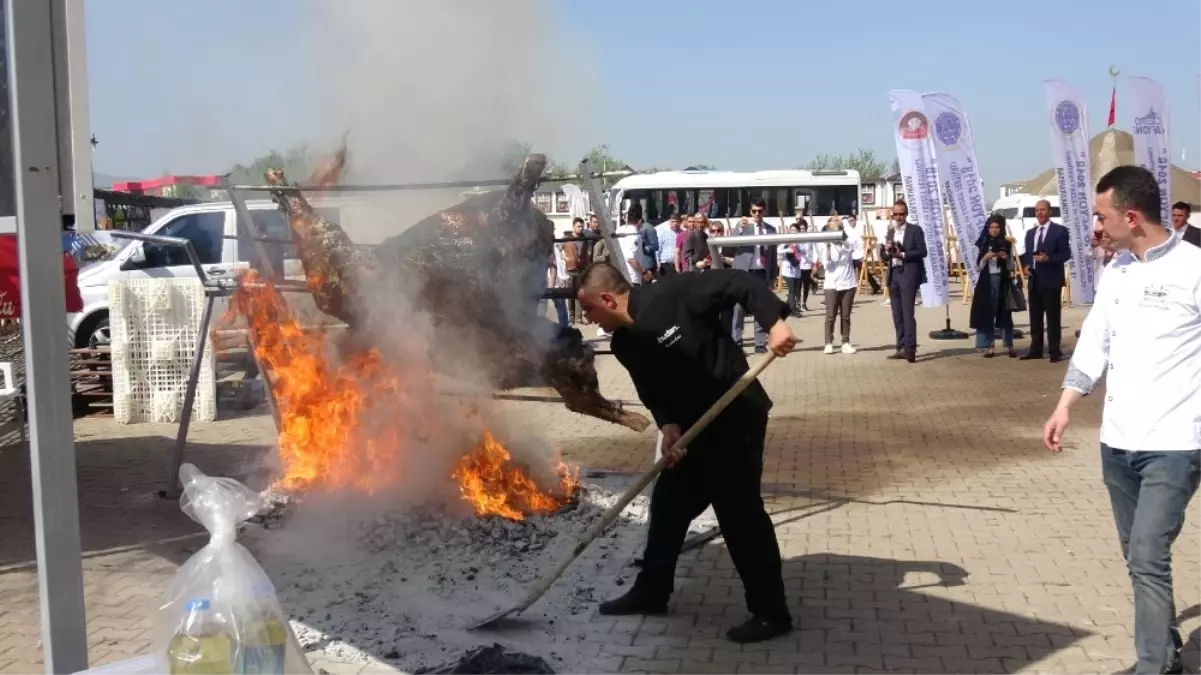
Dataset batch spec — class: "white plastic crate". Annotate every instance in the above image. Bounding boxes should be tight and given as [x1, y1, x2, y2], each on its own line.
[110, 278, 216, 424]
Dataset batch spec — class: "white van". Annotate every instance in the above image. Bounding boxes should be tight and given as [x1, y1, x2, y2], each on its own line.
[990, 194, 1061, 256]
[69, 200, 336, 350]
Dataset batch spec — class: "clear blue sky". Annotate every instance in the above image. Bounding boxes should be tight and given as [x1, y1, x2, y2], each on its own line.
[87, 0, 1200, 196]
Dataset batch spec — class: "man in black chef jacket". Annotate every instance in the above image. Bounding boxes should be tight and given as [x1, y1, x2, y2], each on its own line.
[576, 262, 797, 644]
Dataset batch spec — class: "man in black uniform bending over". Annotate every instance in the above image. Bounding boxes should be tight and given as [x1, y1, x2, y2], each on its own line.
[576, 262, 797, 644]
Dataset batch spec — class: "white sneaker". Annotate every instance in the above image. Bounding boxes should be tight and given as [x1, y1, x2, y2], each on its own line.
[596, 327, 607, 338]
[823, 344, 835, 354]
[841, 342, 857, 354]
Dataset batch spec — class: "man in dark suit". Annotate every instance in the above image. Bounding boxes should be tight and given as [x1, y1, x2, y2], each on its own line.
[883, 200, 927, 363]
[730, 198, 778, 353]
[1019, 199, 1072, 362]
[1170, 201, 1200, 248]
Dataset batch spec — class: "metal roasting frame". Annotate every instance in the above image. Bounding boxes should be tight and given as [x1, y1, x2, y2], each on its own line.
[149, 161, 625, 495]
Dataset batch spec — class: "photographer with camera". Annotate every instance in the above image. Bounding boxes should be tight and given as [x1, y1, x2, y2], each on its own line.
[969, 214, 1018, 358]
[883, 201, 927, 362]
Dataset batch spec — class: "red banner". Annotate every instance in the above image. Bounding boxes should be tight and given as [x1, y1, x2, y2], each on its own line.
[0, 235, 84, 318]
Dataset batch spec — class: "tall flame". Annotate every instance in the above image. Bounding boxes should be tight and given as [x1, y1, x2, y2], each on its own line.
[228, 271, 577, 518]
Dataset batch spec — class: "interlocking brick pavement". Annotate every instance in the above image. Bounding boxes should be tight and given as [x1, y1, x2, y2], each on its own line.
[0, 296, 1196, 674]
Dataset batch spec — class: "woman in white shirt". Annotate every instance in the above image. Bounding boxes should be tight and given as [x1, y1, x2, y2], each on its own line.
[780, 223, 803, 317]
[819, 216, 857, 354]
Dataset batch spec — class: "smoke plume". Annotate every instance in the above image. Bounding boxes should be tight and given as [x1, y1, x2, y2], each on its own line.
[296, 0, 594, 243]
[247, 0, 597, 512]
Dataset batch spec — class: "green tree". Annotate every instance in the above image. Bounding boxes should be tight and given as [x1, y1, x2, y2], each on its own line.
[803, 149, 890, 180]
[227, 144, 325, 186]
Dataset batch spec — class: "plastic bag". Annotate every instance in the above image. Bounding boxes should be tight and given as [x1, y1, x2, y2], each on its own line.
[155, 463, 313, 675]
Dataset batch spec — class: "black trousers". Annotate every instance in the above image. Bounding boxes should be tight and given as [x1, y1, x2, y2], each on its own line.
[657, 262, 677, 278]
[888, 274, 919, 350]
[783, 276, 800, 314]
[1027, 282, 1063, 356]
[798, 269, 816, 305]
[633, 406, 790, 624]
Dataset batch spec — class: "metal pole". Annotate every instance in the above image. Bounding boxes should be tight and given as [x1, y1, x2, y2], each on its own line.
[708, 230, 846, 271]
[164, 293, 216, 496]
[578, 158, 631, 284]
[6, 0, 88, 670]
[49, 0, 91, 232]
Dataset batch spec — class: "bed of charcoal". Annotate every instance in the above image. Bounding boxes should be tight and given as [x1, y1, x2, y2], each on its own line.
[246, 476, 719, 674]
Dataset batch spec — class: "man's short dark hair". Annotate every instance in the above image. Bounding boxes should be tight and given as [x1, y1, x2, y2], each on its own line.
[627, 204, 643, 222]
[750, 198, 766, 210]
[893, 200, 908, 213]
[1172, 201, 1191, 215]
[579, 262, 631, 295]
[1095, 165, 1162, 224]
[572, 216, 585, 225]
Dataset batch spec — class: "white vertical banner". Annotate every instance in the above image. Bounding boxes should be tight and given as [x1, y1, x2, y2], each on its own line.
[1128, 76, 1171, 225]
[889, 90, 948, 306]
[921, 92, 989, 290]
[1043, 80, 1095, 305]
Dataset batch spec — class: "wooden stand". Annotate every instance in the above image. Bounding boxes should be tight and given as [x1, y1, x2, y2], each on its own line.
[858, 219, 888, 298]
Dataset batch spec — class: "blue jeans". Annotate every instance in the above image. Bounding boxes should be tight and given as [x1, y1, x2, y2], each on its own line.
[974, 274, 1013, 349]
[1101, 445, 1200, 673]
[536, 299, 570, 327]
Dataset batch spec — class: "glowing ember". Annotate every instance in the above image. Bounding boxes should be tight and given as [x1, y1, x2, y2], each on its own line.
[229, 271, 578, 517]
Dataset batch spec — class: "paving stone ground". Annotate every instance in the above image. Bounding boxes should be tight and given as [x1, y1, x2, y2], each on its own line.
[0, 295, 1197, 674]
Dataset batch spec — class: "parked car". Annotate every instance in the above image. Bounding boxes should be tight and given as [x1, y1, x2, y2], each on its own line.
[68, 200, 336, 350]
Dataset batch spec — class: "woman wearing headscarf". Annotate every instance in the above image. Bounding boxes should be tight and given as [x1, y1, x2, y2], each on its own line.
[969, 214, 1017, 358]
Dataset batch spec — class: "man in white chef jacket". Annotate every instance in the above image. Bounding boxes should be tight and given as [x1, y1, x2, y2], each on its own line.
[1043, 166, 1201, 675]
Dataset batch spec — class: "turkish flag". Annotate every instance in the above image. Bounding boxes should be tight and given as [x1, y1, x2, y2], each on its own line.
[0, 235, 84, 318]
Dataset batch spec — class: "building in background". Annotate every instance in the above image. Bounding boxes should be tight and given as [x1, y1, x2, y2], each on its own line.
[111, 175, 225, 200]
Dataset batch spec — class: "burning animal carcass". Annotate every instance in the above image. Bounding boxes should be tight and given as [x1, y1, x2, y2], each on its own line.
[264, 150, 647, 433]
[229, 149, 644, 520]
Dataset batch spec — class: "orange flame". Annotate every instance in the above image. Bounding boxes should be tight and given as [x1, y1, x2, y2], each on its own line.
[228, 271, 577, 518]
[452, 431, 579, 521]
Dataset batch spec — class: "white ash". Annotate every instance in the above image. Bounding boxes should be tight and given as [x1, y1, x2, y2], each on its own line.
[245, 476, 718, 674]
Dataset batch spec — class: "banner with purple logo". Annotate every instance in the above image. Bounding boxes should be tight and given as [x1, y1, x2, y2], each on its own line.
[1128, 76, 1171, 225]
[921, 92, 988, 290]
[889, 90, 948, 307]
[1043, 79, 1095, 305]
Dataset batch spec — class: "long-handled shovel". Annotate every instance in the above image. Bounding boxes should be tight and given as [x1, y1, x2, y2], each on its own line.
[467, 352, 779, 630]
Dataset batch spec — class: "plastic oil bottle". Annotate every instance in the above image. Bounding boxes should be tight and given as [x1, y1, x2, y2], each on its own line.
[167, 598, 233, 675]
[235, 583, 287, 675]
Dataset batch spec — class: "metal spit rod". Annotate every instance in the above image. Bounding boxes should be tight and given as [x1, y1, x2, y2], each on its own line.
[706, 230, 847, 270]
[225, 172, 603, 193]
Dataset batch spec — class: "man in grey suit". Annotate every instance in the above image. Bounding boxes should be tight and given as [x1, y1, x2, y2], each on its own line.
[884, 200, 927, 363]
[730, 198, 779, 353]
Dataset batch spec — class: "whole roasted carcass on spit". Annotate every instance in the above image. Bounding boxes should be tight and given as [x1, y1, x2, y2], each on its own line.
[264, 152, 650, 432]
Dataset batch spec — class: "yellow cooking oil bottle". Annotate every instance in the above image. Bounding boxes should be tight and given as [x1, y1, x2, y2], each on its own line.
[235, 583, 287, 675]
[167, 598, 233, 674]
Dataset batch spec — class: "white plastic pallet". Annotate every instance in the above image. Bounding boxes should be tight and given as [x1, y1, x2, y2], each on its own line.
[110, 278, 216, 424]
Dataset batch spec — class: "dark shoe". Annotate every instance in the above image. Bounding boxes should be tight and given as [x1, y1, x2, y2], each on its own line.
[726, 615, 792, 644]
[598, 589, 668, 616]
[1104, 662, 1181, 672]
[1008, 349, 1018, 358]
[886, 349, 904, 360]
[905, 349, 916, 363]
[754, 346, 768, 354]
[1019, 353, 1043, 361]
[1049, 354, 1062, 363]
